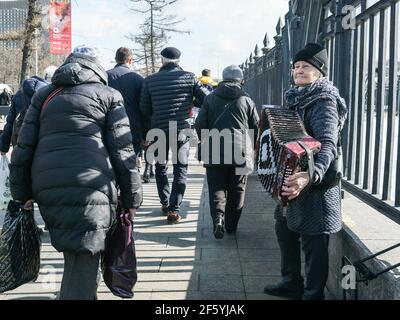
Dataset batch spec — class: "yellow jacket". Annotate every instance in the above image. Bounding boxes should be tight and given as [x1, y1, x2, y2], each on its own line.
[199, 76, 218, 88]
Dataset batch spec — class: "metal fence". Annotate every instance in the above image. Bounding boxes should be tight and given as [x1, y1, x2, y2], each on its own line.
[241, 0, 400, 222]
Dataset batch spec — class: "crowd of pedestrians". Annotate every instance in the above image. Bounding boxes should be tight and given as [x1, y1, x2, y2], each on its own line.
[0, 42, 346, 301]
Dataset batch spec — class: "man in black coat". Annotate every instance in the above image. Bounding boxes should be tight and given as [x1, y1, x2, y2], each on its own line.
[140, 47, 209, 224]
[107, 47, 144, 155]
[10, 45, 143, 300]
[195, 65, 259, 239]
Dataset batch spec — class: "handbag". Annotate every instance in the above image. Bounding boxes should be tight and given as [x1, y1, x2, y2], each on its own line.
[101, 207, 138, 299]
[0, 201, 41, 293]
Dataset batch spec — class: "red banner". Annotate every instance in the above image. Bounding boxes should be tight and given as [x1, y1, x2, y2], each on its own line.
[49, 0, 72, 54]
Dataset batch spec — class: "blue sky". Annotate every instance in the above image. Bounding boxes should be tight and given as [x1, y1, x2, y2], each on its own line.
[72, 0, 289, 78]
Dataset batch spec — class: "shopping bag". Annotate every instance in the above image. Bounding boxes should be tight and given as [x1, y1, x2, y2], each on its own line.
[0, 155, 12, 211]
[101, 212, 138, 299]
[0, 200, 41, 293]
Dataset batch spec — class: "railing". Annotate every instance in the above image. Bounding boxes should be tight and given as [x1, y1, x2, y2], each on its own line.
[241, 0, 400, 223]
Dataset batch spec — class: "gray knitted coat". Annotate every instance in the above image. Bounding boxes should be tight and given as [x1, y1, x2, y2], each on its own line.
[279, 78, 348, 235]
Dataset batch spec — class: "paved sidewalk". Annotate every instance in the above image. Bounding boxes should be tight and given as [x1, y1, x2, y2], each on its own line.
[0, 149, 296, 300]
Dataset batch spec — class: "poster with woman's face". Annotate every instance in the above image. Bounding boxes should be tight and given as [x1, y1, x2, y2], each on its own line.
[49, 0, 72, 54]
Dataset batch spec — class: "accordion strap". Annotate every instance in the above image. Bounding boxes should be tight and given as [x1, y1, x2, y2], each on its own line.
[297, 140, 315, 184]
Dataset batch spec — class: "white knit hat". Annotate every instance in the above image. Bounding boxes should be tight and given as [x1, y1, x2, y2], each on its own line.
[73, 45, 102, 60]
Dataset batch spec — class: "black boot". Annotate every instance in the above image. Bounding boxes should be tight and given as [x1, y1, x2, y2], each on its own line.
[143, 175, 150, 183]
[263, 281, 304, 300]
[149, 165, 155, 178]
[213, 216, 225, 240]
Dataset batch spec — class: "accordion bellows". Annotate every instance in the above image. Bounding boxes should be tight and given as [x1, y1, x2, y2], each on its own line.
[257, 105, 321, 206]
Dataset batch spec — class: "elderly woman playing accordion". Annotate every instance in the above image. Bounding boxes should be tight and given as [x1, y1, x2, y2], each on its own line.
[263, 43, 348, 300]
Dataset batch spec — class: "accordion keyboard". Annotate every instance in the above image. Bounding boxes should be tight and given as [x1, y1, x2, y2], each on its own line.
[257, 105, 321, 205]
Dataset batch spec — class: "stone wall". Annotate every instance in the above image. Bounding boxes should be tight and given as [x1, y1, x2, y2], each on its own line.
[327, 192, 400, 300]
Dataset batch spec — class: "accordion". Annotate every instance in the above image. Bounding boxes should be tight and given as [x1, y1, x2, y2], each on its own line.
[257, 105, 321, 206]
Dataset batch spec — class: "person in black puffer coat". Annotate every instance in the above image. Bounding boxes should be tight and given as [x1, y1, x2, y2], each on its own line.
[263, 43, 348, 301]
[139, 47, 209, 224]
[9, 45, 143, 300]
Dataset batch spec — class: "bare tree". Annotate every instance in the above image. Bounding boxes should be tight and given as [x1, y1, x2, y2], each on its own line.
[129, 0, 190, 74]
[20, 0, 42, 85]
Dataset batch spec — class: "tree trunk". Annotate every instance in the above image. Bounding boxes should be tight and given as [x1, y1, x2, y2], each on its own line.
[144, 44, 149, 76]
[150, 3, 155, 73]
[20, 0, 39, 85]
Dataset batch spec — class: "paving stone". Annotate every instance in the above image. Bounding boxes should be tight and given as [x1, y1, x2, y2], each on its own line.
[138, 272, 195, 281]
[241, 261, 282, 276]
[234, 228, 277, 240]
[137, 249, 200, 259]
[237, 238, 279, 249]
[246, 293, 291, 300]
[135, 278, 198, 292]
[168, 238, 238, 249]
[151, 291, 189, 300]
[186, 291, 246, 300]
[238, 249, 281, 262]
[200, 248, 240, 261]
[199, 274, 244, 293]
[1, 293, 56, 301]
[160, 260, 242, 275]
[243, 276, 282, 293]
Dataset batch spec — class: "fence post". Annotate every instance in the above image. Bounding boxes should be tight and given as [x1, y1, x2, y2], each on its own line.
[335, 0, 354, 178]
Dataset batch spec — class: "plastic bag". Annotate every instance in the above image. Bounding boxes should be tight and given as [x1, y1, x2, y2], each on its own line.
[0, 155, 12, 211]
[0, 201, 41, 293]
[101, 212, 137, 299]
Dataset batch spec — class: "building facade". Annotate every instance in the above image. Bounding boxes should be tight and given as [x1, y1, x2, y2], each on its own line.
[0, 0, 49, 48]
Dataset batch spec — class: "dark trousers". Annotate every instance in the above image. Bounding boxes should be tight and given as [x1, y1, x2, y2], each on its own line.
[206, 167, 247, 231]
[59, 251, 101, 300]
[155, 136, 190, 213]
[143, 147, 154, 177]
[275, 219, 330, 300]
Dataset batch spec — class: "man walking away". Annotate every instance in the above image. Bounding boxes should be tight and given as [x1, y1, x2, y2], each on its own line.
[140, 47, 209, 224]
[195, 65, 259, 239]
[107, 47, 144, 156]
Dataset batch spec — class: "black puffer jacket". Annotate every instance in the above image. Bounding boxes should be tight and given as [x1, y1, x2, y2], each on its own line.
[10, 53, 143, 254]
[139, 63, 209, 134]
[195, 82, 259, 167]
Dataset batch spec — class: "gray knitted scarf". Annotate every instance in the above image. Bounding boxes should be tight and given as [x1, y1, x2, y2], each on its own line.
[285, 77, 348, 130]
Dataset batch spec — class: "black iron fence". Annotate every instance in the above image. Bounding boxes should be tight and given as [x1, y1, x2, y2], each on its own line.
[241, 0, 400, 222]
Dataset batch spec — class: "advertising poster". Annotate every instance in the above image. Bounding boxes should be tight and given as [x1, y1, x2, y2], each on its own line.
[49, 0, 72, 54]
